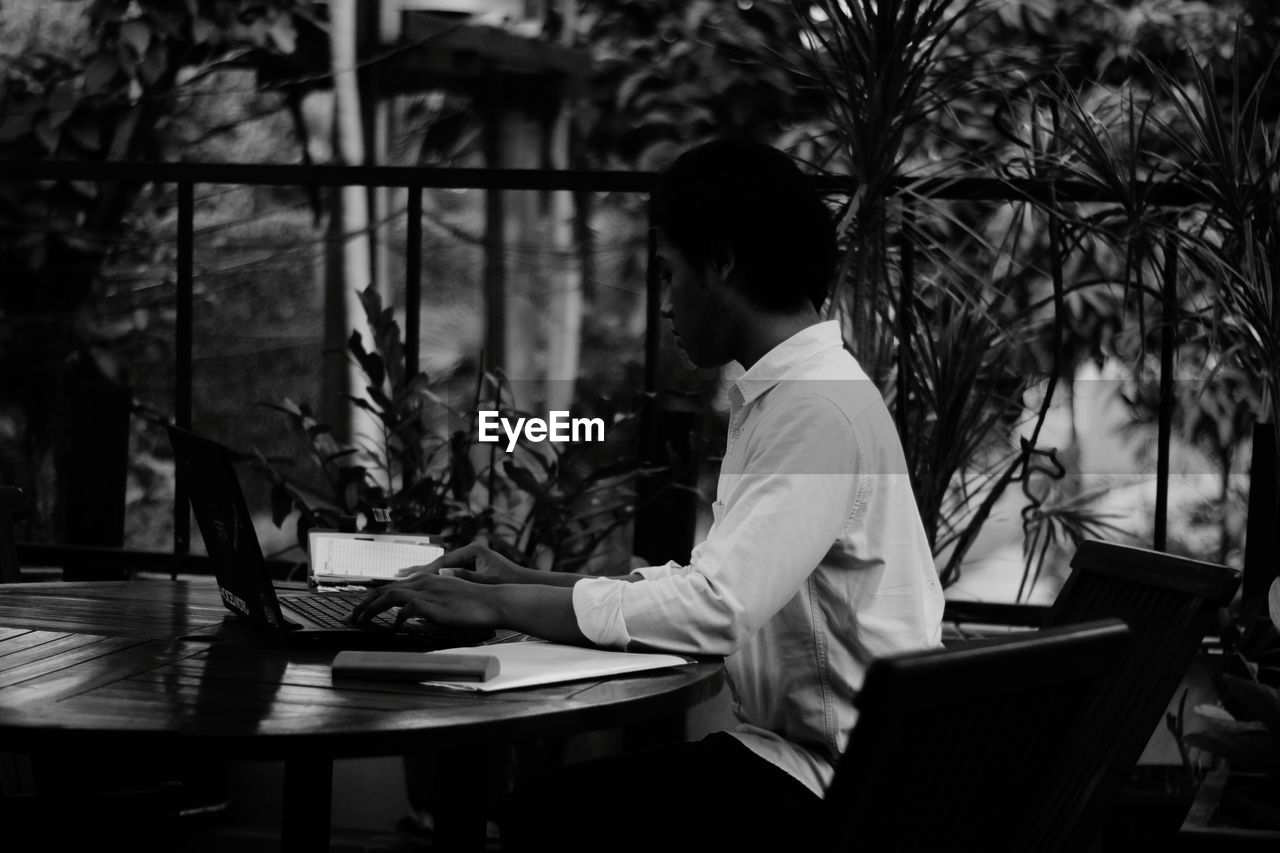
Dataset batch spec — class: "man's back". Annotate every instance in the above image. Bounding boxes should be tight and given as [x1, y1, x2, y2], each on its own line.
[713, 320, 944, 795]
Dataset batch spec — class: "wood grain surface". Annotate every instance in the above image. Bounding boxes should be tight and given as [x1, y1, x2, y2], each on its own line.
[0, 580, 723, 758]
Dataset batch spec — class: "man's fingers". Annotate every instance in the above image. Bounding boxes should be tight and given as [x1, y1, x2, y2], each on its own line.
[393, 597, 432, 632]
[404, 542, 486, 577]
[350, 587, 413, 624]
[396, 540, 499, 578]
[348, 586, 384, 622]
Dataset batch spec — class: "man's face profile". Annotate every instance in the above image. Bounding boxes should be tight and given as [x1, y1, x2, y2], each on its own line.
[657, 234, 734, 368]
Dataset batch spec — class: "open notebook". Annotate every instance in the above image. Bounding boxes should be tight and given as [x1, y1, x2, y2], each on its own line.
[333, 639, 693, 692]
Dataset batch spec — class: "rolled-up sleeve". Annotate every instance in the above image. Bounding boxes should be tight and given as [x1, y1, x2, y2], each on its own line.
[633, 560, 687, 581]
[572, 395, 861, 655]
[573, 577, 634, 647]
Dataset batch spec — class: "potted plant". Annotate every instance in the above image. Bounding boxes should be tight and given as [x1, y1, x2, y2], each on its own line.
[1180, 578, 1280, 842]
[252, 284, 651, 576]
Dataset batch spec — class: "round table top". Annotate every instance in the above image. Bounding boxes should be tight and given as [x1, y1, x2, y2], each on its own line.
[0, 579, 723, 759]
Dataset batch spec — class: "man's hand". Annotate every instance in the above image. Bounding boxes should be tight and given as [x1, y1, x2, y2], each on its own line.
[348, 572, 503, 631]
[394, 540, 535, 587]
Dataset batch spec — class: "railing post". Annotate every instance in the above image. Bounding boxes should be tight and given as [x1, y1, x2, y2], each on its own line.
[632, 192, 697, 565]
[645, 195, 661, 394]
[482, 71, 506, 374]
[405, 184, 422, 377]
[174, 181, 194, 577]
[1154, 228, 1179, 552]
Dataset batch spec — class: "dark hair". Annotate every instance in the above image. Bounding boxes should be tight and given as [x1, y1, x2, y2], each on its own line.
[652, 138, 838, 313]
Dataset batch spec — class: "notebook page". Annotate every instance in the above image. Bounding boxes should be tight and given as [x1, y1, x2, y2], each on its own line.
[310, 534, 444, 582]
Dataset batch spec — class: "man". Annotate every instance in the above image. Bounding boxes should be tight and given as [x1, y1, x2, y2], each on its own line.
[350, 138, 944, 850]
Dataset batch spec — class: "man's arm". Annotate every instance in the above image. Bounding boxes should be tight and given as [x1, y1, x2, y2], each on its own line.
[500, 570, 643, 588]
[492, 584, 589, 643]
[573, 394, 862, 655]
[382, 541, 646, 590]
[351, 574, 593, 645]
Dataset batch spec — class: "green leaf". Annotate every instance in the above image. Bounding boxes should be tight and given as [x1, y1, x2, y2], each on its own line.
[142, 2, 186, 39]
[449, 430, 476, 500]
[343, 481, 360, 513]
[89, 0, 130, 24]
[269, 15, 298, 53]
[296, 514, 314, 552]
[67, 119, 102, 152]
[120, 20, 152, 56]
[270, 483, 294, 527]
[504, 461, 544, 496]
[61, 231, 100, 251]
[33, 116, 59, 153]
[191, 16, 218, 46]
[347, 330, 386, 389]
[47, 86, 78, 131]
[278, 398, 304, 417]
[138, 43, 169, 87]
[365, 357, 386, 391]
[346, 395, 382, 418]
[0, 109, 34, 143]
[357, 284, 383, 324]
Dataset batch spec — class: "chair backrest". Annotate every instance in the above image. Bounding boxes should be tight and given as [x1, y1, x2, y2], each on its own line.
[823, 619, 1131, 851]
[0, 486, 24, 584]
[1029, 538, 1242, 853]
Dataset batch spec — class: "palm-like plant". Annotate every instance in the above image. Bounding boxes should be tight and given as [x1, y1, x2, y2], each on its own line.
[789, 0, 982, 375]
[790, 0, 1123, 590]
[1150, 47, 1280, 440]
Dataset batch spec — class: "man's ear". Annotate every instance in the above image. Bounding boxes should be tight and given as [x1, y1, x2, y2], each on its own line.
[710, 245, 736, 283]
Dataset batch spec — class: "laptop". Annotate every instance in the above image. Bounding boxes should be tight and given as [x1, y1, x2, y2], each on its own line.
[167, 425, 493, 649]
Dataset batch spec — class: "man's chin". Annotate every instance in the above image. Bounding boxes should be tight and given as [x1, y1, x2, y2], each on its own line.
[683, 351, 731, 370]
[672, 337, 729, 369]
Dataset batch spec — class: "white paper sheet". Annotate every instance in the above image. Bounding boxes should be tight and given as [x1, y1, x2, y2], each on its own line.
[417, 640, 693, 692]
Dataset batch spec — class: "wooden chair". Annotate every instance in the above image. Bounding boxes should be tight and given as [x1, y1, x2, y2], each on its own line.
[824, 619, 1131, 851]
[0, 485, 25, 584]
[0, 486, 32, 802]
[1027, 539, 1242, 853]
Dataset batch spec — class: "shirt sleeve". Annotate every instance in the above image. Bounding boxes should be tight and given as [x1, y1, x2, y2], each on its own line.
[631, 561, 688, 581]
[573, 394, 861, 654]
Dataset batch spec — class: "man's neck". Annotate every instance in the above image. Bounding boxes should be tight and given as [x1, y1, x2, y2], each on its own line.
[734, 310, 822, 370]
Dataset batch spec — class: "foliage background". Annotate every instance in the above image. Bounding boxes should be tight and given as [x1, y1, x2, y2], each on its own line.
[1, 0, 1277, 600]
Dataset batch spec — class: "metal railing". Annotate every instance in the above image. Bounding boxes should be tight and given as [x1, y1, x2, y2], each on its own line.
[0, 159, 1209, 620]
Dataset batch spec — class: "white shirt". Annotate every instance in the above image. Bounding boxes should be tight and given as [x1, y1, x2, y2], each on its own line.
[572, 320, 944, 797]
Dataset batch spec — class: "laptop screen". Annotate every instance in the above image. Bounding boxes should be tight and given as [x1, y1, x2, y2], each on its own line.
[168, 425, 290, 630]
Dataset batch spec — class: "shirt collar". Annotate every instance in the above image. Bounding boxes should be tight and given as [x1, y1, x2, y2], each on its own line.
[732, 320, 843, 408]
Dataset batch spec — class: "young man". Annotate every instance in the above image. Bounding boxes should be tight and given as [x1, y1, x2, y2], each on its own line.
[350, 139, 944, 850]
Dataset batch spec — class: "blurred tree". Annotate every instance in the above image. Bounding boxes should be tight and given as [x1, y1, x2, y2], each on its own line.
[577, 0, 830, 169]
[0, 0, 319, 538]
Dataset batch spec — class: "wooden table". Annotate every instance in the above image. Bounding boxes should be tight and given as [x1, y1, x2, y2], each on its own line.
[0, 580, 723, 852]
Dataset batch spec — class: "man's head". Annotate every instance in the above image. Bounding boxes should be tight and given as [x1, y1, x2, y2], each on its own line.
[652, 138, 838, 368]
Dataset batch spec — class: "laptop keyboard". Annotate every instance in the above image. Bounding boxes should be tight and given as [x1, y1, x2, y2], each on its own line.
[280, 593, 397, 630]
